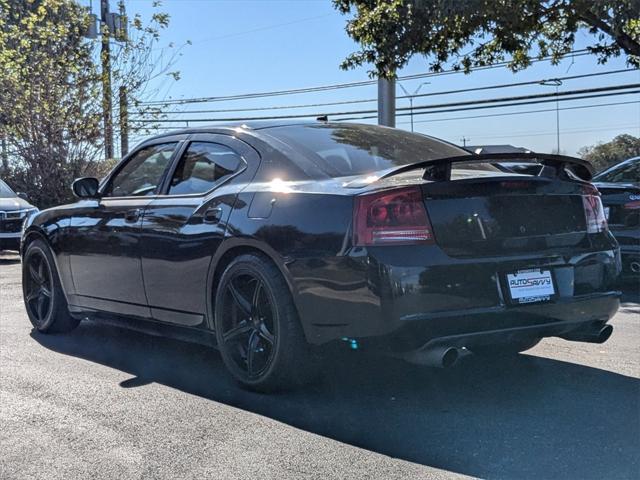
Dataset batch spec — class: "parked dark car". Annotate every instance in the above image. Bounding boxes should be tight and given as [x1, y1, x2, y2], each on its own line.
[21, 122, 621, 391]
[0, 179, 38, 252]
[593, 156, 640, 280]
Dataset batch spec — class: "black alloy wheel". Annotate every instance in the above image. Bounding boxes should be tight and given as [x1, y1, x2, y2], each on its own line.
[214, 253, 318, 391]
[220, 272, 277, 379]
[24, 249, 53, 327]
[22, 240, 80, 333]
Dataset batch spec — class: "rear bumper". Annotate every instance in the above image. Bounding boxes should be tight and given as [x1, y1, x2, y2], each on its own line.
[296, 246, 621, 346]
[395, 292, 619, 357]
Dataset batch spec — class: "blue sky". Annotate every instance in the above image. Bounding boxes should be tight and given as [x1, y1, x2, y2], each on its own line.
[106, 0, 640, 156]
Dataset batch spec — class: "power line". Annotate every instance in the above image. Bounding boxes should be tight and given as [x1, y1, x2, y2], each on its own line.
[188, 13, 333, 45]
[131, 99, 640, 135]
[133, 68, 636, 115]
[465, 123, 639, 141]
[395, 100, 640, 127]
[337, 87, 640, 122]
[132, 83, 640, 123]
[138, 49, 593, 106]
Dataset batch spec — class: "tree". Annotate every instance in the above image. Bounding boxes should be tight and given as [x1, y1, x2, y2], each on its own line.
[0, 0, 182, 208]
[578, 133, 640, 172]
[0, 0, 102, 208]
[333, 0, 640, 77]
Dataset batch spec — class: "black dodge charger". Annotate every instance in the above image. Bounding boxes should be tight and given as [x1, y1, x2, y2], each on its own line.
[21, 122, 621, 391]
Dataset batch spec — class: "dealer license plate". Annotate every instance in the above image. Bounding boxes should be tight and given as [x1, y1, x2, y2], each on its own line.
[506, 269, 555, 304]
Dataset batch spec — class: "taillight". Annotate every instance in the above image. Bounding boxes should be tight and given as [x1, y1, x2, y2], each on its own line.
[353, 186, 434, 246]
[582, 193, 608, 233]
[623, 200, 640, 210]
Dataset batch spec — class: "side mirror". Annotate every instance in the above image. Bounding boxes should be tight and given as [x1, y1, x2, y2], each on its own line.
[16, 192, 29, 201]
[72, 177, 100, 199]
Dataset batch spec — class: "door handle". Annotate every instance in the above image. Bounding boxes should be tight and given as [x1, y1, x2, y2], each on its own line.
[203, 207, 223, 224]
[124, 208, 141, 223]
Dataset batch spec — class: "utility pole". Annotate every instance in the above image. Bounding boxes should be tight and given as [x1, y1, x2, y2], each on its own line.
[100, 0, 114, 159]
[460, 136, 469, 147]
[119, 86, 128, 156]
[540, 78, 562, 153]
[0, 114, 7, 173]
[378, 76, 396, 127]
[1, 136, 7, 174]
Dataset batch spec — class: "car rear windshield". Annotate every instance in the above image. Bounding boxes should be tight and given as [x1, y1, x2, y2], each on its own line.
[264, 124, 470, 178]
[0, 180, 16, 198]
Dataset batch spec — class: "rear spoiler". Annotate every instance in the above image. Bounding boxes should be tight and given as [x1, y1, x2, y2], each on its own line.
[377, 152, 594, 183]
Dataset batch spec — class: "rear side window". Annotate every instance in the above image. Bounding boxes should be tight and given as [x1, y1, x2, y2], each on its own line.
[168, 142, 242, 195]
[263, 124, 467, 178]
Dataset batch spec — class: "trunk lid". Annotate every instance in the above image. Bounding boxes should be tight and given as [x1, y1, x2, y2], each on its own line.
[422, 174, 591, 257]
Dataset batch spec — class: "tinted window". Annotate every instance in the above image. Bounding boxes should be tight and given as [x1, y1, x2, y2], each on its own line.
[168, 142, 242, 195]
[106, 143, 177, 197]
[0, 180, 15, 198]
[263, 124, 467, 178]
[594, 159, 640, 184]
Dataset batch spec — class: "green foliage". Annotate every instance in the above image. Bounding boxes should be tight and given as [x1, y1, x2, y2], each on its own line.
[0, 0, 102, 208]
[578, 134, 640, 172]
[333, 0, 640, 77]
[0, 0, 182, 208]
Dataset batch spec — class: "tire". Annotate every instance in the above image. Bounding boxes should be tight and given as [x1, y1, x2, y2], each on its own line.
[22, 239, 80, 333]
[214, 253, 318, 392]
[473, 338, 541, 358]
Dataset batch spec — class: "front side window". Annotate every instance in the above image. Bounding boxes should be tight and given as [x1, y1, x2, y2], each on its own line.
[106, 143, 177, 197]
[168, 142, 242, 195]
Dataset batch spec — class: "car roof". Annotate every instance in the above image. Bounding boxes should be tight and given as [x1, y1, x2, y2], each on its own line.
[138, 121, 466, 154]
[141, 120, 320, 142]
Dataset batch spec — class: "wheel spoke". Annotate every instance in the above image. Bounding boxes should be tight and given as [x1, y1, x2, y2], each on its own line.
[38, 261, 46, 284]
[40, 286, 51, 298]
[26, 289, 40, 303]
[251, 280, 263, 313]
[228, 280, 252, 317]
[29, 263, 42, 285]
[36, 295, 47, 320]
[246, 330, 259, 376]
[223, 320, 252, 344]
[258, 323, 274, 345]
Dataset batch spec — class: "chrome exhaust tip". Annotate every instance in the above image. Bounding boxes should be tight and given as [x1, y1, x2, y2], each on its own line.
[560, 323, 613, 344]
[405, 346, 460, 368]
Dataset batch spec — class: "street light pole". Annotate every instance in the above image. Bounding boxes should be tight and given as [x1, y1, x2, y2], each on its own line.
[540, 78, 562, 153]
[409, 97, 414, 132]
[398, 82, 430, 132]
[378, 77, 396, 127]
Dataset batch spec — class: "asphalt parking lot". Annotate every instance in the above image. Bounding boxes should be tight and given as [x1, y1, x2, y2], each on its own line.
[1, 252, 639, 480]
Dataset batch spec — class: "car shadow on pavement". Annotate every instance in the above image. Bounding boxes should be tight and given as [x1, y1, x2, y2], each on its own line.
[32, 321, 639, 479]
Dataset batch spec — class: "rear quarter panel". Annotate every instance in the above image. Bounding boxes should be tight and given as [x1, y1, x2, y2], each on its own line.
[224, 186, 377, 344]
